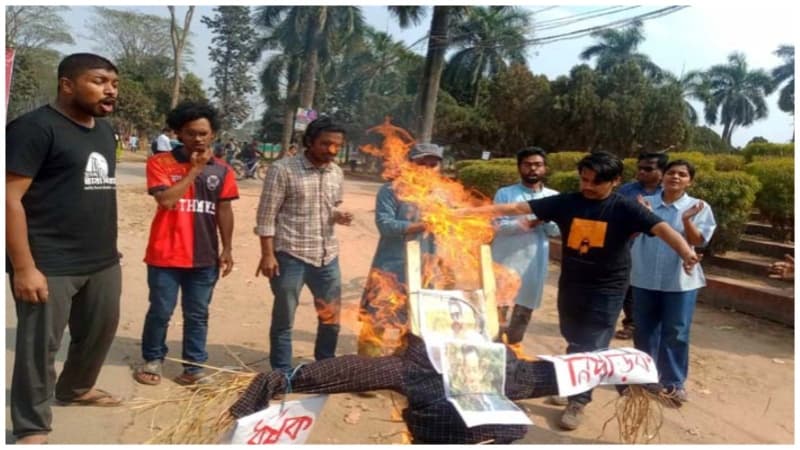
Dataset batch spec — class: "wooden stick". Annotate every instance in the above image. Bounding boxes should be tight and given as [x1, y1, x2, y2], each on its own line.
[406, 240, 422, 335]
[479, 244, 499, 340]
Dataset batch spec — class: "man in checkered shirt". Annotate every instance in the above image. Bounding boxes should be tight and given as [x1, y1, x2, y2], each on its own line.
[254, 117, 354, 373]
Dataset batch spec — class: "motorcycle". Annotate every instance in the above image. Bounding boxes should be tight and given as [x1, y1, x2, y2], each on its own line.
[231, 155, 269, 180]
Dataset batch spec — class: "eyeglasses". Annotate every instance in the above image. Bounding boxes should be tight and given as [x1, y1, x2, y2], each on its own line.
[637, 166, 656, 172]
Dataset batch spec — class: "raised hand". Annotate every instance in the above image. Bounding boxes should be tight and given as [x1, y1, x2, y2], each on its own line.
[682, 202, 704, 221]
[637, 194, 653, 212]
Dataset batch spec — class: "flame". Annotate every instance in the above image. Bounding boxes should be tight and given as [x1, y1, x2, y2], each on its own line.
[358, 118, 524, 353]
[357, 269, 409, 357]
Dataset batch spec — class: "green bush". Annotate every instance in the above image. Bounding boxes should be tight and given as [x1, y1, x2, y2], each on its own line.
[711, 154, 745, 172]
[547, 171, 580, 193]
[742, 142, 794, 162]
[745, 158, 794, 240]
[547, 151, 587, 172]
[689, 171, 761, 254]
[455, 158, 516, 174]
[622, 158, 638, 182]
[667, 151, 714, 173]
[455, 159, 480, 173]
[457, 163, 519, 198]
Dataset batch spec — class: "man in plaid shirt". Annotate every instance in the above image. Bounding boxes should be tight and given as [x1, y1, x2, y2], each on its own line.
[254, 117, 354, 373]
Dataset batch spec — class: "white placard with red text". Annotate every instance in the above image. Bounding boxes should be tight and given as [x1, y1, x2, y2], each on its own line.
[227, 395, 328, 445]
[537, 347, 658, 397]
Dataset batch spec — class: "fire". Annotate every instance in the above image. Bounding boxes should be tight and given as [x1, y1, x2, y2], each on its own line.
[357, 268, 409, 357]
[359, 117, 522, 308]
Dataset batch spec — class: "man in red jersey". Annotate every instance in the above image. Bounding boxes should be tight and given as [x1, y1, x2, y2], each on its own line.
[134, 101, 239, 386]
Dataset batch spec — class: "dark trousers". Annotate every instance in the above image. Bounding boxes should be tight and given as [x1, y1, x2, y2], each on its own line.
[268, 252, 342, 372]
[141, 265, 219, 374]
[557, 283, 625, 406]
[10, 263, 121, 438]
[620, 285, 634, 328]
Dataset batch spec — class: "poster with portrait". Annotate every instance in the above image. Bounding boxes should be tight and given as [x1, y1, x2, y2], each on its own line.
[440, 340, 531, 428]
[413, 289, 490, 372]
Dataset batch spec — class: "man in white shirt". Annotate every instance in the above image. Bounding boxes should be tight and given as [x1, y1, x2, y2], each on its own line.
[156, 127, 173, 152]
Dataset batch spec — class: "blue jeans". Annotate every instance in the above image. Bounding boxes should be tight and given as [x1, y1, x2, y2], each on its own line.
[269, 252, 342, 372]
[632, 287, 698, 391]
[142, 265, 219, 374]
[557, 283, 625, 405]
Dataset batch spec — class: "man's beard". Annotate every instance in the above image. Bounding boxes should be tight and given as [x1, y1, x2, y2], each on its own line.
[522, 175, 540, 184]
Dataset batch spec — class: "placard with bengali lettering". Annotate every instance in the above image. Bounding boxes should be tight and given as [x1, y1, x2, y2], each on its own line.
[537, 347, 658, 397]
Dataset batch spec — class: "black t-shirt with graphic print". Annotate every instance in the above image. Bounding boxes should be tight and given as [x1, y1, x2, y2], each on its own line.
[6, 105, 119, 276]
[528, 192, 663, 292]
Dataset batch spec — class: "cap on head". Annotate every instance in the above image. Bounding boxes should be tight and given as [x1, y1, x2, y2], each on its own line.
[409, 143, 444, 160]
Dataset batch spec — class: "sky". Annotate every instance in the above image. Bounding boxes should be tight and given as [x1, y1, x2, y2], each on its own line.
[43, 1, 798, 147]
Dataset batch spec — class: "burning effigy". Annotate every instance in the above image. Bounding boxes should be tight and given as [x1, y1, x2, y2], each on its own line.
[130, 118, 668, 445]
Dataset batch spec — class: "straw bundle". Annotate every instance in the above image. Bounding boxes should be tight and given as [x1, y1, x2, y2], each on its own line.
[128, 365, 256, 444]
[601, 385, 666, 444]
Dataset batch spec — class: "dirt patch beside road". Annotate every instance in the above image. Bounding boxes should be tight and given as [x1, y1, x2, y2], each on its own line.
[4, 174, 794, 444]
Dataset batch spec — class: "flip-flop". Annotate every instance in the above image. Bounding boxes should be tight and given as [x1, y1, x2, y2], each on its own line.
[133, 360, 162, 386]
[173, 370, 213, 386]
[56, 388, 122, 407]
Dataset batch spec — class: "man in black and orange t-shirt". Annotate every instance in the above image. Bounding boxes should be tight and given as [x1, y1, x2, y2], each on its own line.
[134, 101, 239, 386]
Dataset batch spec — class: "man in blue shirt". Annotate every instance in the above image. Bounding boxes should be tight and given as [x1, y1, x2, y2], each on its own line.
[613, 151, 667, 340]
[491, 148, 559, 355]
[357, 143, 441, 356]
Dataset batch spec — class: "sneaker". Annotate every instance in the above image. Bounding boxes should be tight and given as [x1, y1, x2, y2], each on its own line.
[558, 401, 585, 431]
[548, 395, 569, 406]
[664, 387, 688, 407]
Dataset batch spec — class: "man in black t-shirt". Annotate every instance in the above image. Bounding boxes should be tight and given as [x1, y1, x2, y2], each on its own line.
[6, 53, 123, 444]
[459, 151, 698, 431]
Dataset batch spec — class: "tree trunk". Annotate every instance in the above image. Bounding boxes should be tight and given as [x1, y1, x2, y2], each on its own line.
[168, 6, 195, 109]
[721, 120, 732, 147]
[416, 6, 450, 142]
[280, 58, 302, 155]
[298, 6, 327, 109]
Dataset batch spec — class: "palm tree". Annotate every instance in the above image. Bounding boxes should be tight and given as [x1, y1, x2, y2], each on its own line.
[442, 6, 531, 107]
[704, 52, 775, 146]
[661, 70, 710, 125]
[579, 19, 662, 80]
[388, 6, 469, 142]
[772, 45, 794, 115]
[253, 6, 364, 150]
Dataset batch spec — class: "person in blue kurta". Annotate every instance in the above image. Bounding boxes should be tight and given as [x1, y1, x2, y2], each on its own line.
[614, 151, 668, 340]
[630, 159, 716, 406]
[491, 148, 559, 351]
[357, 143, 443, 357]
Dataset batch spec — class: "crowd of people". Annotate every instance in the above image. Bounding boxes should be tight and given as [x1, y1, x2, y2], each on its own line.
[5, 51, 786, 445]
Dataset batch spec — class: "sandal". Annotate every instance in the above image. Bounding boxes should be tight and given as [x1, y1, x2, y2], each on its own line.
[174, 370, 213, 386]
[55, 388, 122, 407]
[133, 360, 163, 385]
[614, 327, 634, 340]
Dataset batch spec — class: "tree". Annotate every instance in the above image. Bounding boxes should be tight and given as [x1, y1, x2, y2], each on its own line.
[168, 6, 195, 108]
[5, 6, 74, 56]
[389, 6, 470, 142]
[704, 52, 775, 147]
[442, 6, 531, 106]
[253, 6, 364, 150]
[687, 126, 728, 152]
[87, 7, 176, 64]
[771, 45, 794, 115]
[579, 19, 662, 80]
[201, 6, 257, 131]
[485, 64, 551, 153]
[5, 6, 74, 120]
